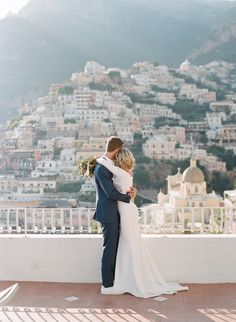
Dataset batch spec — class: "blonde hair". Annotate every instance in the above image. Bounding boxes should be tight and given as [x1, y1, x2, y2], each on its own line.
[115, 148, 135, 170]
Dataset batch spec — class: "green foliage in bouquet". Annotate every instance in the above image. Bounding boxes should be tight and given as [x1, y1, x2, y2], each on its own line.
[78, 157, 97, 177]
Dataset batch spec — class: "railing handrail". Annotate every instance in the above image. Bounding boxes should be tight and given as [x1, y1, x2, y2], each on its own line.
[0, 206, 235, 235]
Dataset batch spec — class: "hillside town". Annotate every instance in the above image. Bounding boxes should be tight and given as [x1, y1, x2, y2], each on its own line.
[0, 59, 236, 208]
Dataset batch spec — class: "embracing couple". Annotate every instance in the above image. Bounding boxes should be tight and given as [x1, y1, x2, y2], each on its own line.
[93, 136, 188, 298]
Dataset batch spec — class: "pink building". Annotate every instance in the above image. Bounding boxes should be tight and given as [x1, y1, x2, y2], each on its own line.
[199, 91, 216, 104]
[157, 126, 186, 144]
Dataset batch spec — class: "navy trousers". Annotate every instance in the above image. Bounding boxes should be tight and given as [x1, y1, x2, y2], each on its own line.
[101, 223, 120, 288]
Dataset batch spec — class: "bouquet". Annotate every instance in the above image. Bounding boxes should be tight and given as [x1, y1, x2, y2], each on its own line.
[78, 156, 97, 177]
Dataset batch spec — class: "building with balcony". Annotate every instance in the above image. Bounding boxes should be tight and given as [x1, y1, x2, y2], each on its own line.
[210, 101, 236, 113]
[143, 135, 176, 160]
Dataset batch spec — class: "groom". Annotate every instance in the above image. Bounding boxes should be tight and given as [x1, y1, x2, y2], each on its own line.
[93, 136, 137, 293]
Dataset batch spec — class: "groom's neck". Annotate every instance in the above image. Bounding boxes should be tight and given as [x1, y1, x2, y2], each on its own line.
[105, 152, 115, 160]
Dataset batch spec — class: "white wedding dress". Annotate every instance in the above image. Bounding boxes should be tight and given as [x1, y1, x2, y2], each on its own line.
[98, 158, 188, 298]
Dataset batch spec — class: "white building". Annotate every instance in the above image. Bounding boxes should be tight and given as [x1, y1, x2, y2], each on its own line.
[179, 84, 198, 100]
[31, 160, 61, 177]
[84, 61, 106, 75]
[65, 108, 108, 123]
[80, 179, 96, 194]
[224, 190, 236, 208]
[156, 92, 176, 105]
[115, 126, 134, 143]
[206, 112, 226, 129]
[179, 59, 192, 73]
[210, 101, 236, 113]
[60, 148, 76, 167]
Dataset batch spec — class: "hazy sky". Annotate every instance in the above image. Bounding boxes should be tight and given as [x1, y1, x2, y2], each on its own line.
[0, 0, 235, 20]
[0, 0, 29, 20]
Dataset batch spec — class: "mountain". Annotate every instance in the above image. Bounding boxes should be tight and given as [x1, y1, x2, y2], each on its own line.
[0, 16, 85, 121]
[0, 0, 236, 121]
[17, 0, 236, 67]
[18, 0, 215, 67]
[189, 5, 236, 64]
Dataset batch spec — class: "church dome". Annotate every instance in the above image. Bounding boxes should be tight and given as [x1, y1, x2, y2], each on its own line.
[180, 59, 191, 72]
[182, 159, 204, 183]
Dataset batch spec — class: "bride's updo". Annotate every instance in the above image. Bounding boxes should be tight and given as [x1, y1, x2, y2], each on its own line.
[115, 148, 135, 171]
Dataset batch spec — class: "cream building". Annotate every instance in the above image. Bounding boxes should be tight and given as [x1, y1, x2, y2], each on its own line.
[224, 190, 236, 208]
[158, 159, 221, 209]
[84, 61, 106, 75]
[179, 59, 192, 73]
[156, 92, 176, 105]
[143, 135, 176, 160]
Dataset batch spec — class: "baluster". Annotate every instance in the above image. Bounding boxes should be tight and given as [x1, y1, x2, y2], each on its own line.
[70, 209, 74, 233]
[79, 208, 83, 233]
[209, 208, 213, 233]
[32, 209, 36, 233]
[16, 209, 19, 233]
[51, 209, 56, 233]
[42, 209, 47, 234]
[143, 209, 147, 234]
[229, 208, 233, 233]
[61, 209, 65, 233]
[163, 208, 166, 237]
[201, 207, 204, 233]
[24, 208, 27, 237]
[191, 208, 194, 233]
[88, 209, 92, 233]
[156, 210, 160, 233]
[171, 210, 175, 233]
[220, 208, 224, 233]
[7, 208, 10, 233]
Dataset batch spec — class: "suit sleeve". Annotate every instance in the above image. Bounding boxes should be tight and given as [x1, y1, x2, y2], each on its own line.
[97, 166, 130, 203]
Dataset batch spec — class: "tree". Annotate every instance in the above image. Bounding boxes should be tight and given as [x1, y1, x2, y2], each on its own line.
[89, 82, 114, 91]
[56, 182, 82, 193]
[216, 89, 226, 101]
[58, 85, 74, 96]
[64, 118, 76, 124]
[108, 71, 121, 83]
[134, 166, 151, 189]
[172, 100, 209, 121]
[151, 61, 159, 67]
[155, 117, 179, 129]
[207, 145, 235, 171]
[211, 171, 233, 196]
[129, 133, 150, 164]
[134, 194, 152, 207]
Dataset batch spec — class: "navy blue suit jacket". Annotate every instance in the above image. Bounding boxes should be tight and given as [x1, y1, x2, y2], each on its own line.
[93, 163, 130, 224]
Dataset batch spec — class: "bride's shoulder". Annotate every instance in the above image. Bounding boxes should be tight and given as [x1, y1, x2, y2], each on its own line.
[117, 167, 133, 178]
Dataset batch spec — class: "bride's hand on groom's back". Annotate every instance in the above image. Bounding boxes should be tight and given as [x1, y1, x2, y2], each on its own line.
[127, 187, 138, 200]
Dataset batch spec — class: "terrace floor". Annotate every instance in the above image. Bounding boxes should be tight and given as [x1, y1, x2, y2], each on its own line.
[0, 282, 236, 322]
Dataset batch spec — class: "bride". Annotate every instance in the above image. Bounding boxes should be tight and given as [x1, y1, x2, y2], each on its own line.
[97, 148, 188, 298]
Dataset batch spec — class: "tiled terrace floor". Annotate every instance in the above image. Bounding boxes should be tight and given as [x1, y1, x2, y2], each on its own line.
[0, 282, 236, 322]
